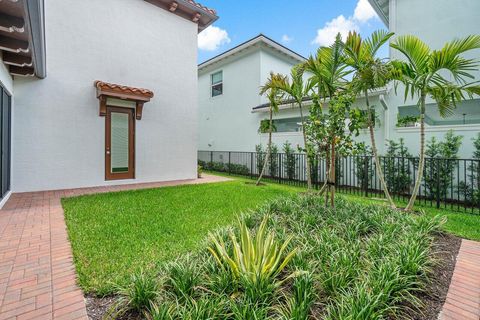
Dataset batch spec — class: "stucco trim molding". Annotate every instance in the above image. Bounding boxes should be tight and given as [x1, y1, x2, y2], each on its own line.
[94, 81, 154, 120]
[396, 123, 480, 133]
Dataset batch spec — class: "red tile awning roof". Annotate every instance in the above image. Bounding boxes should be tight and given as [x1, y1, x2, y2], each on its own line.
[94, 81, 154, 101]
[145, 0, 218, 31]
[186, 0, 216, 15]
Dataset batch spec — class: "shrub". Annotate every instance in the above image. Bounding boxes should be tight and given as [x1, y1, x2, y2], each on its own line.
[197, 165, 202, 178]
[110, 270, 160, 318]
[384, 138, 415, 194]
[458, 133, 480, 205]
[425, 130, 462, 199]
[354, 143, 374, 191]
[255, 144, 265, 174]
[269, 144, 279, 177]
[164, 259, 201, 301]
[283, 141, 296, 180]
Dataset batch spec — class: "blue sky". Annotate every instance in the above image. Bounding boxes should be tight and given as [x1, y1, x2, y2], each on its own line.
[197, 0, 388, 64]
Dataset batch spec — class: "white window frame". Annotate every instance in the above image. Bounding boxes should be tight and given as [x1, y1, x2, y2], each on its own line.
[211, 71, 223, 97]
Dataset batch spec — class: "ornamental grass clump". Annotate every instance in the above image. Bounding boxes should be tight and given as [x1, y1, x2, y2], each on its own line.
[208, 215, 298, 302]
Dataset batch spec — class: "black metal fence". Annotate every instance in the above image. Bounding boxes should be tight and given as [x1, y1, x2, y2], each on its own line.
[198, 150, 480, 214]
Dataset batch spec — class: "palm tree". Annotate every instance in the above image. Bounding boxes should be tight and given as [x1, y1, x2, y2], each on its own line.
[304, 34, 349, 204]
[344, 30, 397, 208]
[256, 73, 283, 185]
[269, 66, 314, 190]
[391, 35, 480, 211]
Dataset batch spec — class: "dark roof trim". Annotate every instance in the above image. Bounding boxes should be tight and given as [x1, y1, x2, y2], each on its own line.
[24, 0, 46, 78]
[198, 34, 306, 68]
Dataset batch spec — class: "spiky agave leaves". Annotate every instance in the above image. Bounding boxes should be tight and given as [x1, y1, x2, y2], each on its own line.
[207, 215, 297, 292]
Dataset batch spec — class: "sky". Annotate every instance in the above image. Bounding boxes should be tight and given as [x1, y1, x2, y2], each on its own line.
[197, 0, 388, 64]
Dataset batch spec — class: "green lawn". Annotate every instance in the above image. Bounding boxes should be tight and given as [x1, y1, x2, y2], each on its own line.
[63, 173, 480, 295]
[62, 180, 297, 295]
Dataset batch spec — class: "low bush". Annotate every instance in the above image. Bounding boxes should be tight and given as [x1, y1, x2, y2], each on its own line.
[198, 160, 250, 176]
[111, 195, 443, 319]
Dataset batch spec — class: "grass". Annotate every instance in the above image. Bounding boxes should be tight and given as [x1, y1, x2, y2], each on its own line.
[207, 171, 480, 241]
[62, 179, 297, 295]
[112, 194, 444, 319]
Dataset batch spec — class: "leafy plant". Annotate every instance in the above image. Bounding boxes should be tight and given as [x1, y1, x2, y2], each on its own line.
[110, 270, 160, 318]
[208, 216, 297, 297]
[458, 133, 480, 205]
[354, 143, 374, 192]
[258, 118, 277, 134]
[276, 272, 316, 320]
[255, 144, 265, 175]
[283, 141, 296, 180]
[165, 259, 201, 301]
[425, 130, 463, 199]
[269, 144, 279, 178]
[384, 138, 415, 194]
[396, 114, 419, 127]
[197, 165, 203, 178]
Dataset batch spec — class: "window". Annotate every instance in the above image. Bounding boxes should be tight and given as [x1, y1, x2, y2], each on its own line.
[397, 98, 480, 127]
[272, 117, 303, 133]
[211, 71, 223, 97]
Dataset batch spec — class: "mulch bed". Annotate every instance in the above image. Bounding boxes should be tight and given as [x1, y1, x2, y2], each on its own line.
[85, 233, 461, 320]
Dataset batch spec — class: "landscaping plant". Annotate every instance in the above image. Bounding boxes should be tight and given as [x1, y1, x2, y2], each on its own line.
[425, 130, 462, 200]
[384, 138, 415, 194]
[458, 133, 480, 206]
[345, 29, 397, 208]
[269, 65, 314, 190]
[283, 141, 296, 180]
[256, 73, 283, 185]
[391, 34, 480, 211]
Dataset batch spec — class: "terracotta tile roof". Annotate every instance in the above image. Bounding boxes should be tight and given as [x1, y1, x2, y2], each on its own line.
[186, 0, 216, 15]
[94, 80, 154, 99]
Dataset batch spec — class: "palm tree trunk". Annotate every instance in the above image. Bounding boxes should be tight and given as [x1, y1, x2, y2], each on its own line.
[256, 108, 273, 185]
[298, 102, 313, 190]
[406, 94, 426, 211]
[364, 90, 396, 209]
[329, 140, 336, 207]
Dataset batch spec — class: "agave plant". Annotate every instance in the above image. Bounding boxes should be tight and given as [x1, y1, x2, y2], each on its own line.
[208, 216, 297, 293]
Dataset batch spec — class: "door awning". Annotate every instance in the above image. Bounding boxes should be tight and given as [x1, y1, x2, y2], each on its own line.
[94, 81, 154, 120]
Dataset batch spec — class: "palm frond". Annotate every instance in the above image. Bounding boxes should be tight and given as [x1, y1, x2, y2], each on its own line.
[391, 35, 431, 73]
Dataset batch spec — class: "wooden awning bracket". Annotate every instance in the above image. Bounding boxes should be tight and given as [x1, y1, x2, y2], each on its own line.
[94, 81, 154, 120]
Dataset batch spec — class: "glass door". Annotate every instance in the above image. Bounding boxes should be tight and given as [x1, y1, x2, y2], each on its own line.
[105, 106, 135, 180]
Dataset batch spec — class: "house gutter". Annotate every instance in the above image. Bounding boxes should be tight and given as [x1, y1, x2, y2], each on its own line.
[24, 0, 46, 79]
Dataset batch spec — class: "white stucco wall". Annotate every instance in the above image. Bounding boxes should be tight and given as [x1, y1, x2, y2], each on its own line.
[12, 0, 198, 192]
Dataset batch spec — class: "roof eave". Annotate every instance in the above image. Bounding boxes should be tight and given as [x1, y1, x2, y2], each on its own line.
[367, 0, 389, 27]
[198, 34, 306, 72]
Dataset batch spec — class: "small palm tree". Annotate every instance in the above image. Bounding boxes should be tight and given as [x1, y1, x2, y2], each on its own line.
[270, 66, 314, 190]
[256, 73, 283, 185]
[391, 34, 480, 211]
[344, 30, 396, 208]
[304, 34, 350, 204]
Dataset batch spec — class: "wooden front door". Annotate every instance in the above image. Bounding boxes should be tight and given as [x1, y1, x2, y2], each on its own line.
[105, 106, 135, 180]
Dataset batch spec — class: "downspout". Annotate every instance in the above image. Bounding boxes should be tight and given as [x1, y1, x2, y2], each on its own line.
[379, 94, 390, 141]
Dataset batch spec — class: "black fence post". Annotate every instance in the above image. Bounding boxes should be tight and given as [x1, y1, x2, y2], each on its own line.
[228, 152, 231, 175]
[436, 158, 441, 209]
[364, 156, 369, 197]
[278, 153, 282, 184]
[210, 151, 213, 165]
[250, 152, 253, 179]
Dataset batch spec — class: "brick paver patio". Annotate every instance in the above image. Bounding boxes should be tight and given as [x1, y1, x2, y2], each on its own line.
[439, 239, 480, 320]
[0, 174, 230, 320]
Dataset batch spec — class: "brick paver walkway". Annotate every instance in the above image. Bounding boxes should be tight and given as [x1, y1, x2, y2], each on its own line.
[439, 239, 480, 320]
[0, 174, 230, 320]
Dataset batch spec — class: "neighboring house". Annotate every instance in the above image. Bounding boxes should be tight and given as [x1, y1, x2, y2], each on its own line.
[0, 0, 217, 204]
[198, 0, 480, 158]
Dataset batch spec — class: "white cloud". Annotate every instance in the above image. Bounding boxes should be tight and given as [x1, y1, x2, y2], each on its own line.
[312, 15, 358, 46]
[353, 0, 378, 23]
[281, 34, 293, 44]
[198, 26, 231, 51]
[312, 0, 378, 46]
